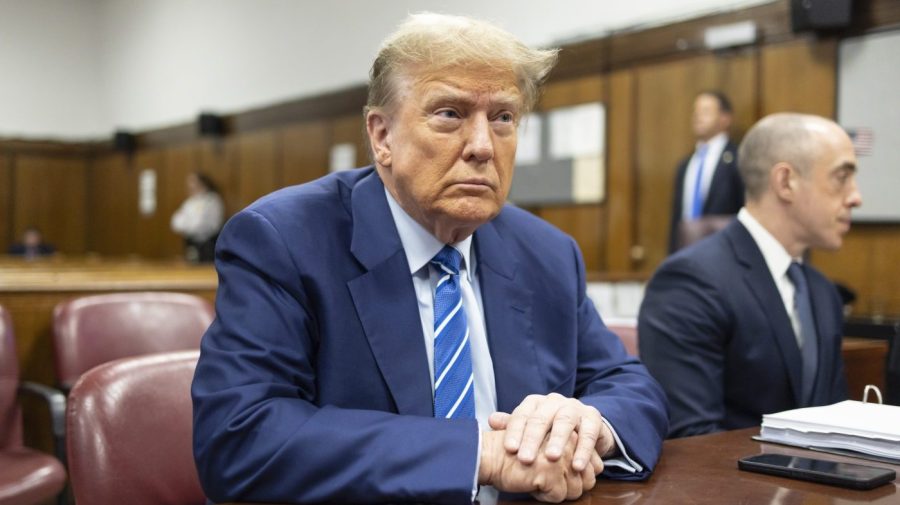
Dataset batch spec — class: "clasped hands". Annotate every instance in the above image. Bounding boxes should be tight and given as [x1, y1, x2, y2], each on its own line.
[478, 393, 615, 502]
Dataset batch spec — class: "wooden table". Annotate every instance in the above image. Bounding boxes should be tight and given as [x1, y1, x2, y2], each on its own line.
[218, 428, 898, 505]
[549, 428, 898, 504]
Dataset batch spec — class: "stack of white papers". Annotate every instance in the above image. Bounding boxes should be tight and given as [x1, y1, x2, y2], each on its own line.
[760, 401, 900, 462]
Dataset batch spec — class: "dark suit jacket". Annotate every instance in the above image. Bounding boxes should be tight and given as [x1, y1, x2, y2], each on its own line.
[668, 141, 744, 252]
[639, 220, 847, 438]
[6, 243, 55, 256]
[191, 167, 668, 504]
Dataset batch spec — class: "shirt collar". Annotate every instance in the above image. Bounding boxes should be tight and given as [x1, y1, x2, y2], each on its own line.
[696, 131, 728, 152]
[737, 207, 801, 281]
[384, 188, 475, 281]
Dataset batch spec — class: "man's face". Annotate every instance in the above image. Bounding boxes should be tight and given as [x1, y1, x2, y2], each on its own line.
[792, 125, 862, 251]
[23, 230, 41, 248]
[368, 67, 522, 243]
[691, 94, 729, 141]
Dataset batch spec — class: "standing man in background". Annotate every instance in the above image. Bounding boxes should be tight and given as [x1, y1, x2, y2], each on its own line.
[668, 90, 744, 252]
[640, 113, 860, 438]
[192, 12, 667, 505]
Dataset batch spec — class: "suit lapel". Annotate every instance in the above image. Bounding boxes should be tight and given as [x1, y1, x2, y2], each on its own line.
[346, 171, 433, 417]
[703, 144, 736, 214]
[474, 219, 541, 414]
[726, 221, 803, 403]
[806, 269, 833, 401]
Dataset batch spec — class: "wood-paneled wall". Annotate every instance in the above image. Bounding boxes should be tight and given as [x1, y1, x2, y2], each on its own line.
[80, 114, 367, 260]
[3, 152, 88, 255]
[2, 0, 898, 317]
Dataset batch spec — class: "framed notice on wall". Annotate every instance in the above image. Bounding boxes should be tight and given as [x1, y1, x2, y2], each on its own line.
[508, 102, 605, 206]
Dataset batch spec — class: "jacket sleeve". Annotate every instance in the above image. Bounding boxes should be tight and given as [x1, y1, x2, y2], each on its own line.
[191, 209, 479, 505]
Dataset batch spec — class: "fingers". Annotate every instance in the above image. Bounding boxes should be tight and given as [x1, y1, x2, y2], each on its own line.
[489, 411, 511, 431]
[570, 406, 602, 471]
[503, 394, 542, 454]
[590, 449, 604, 475]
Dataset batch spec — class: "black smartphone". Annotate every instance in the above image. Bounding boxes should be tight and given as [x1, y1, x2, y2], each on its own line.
[738, 454, 896, 490]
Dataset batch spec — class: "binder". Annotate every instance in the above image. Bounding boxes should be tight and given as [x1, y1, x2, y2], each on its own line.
[755, 390, 900, 465]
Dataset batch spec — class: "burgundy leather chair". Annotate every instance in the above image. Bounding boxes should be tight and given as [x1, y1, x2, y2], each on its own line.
[66, 350, 205, 505]
[52, 292, 214, 391]
[0, 304, 67, 505]
[607, 323, 639, 357]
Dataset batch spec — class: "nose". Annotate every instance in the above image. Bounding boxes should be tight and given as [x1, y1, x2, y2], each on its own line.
[846, 178, 862, 208]
[462, 113, 494, 163]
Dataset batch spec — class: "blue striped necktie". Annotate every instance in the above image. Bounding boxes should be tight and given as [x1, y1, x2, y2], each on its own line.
[787, 262, 819, 405]
[430, 246, 475, 419]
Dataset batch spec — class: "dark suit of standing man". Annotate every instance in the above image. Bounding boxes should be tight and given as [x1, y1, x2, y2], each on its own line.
[669, 91, 744, 252]
[191, 13, 667, 504]
[640, 113, 861, 438]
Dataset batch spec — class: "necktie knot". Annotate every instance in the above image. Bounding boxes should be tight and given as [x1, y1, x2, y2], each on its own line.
[431, 246, 462, 276]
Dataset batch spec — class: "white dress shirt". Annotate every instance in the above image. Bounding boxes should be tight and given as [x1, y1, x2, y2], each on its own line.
[170, 191, 225, 241]
[737, 208, 804, 346]
[682, 132, 729, 220]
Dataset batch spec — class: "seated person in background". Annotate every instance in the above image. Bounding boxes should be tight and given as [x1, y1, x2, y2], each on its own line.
[192, 13, 667, 505]
[170, 171, 224, 263]
[639, 113, 861, 438]
[7, 226, 55, 258]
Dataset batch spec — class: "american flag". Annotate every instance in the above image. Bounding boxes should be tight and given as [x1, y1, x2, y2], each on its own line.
[846, 127, 874, 156]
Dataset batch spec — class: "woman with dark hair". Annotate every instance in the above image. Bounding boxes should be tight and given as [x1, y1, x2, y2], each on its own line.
[170, 172, 224, 262]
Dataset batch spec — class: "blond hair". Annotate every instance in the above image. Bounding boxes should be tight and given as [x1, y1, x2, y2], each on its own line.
[366, 13, 558, 115]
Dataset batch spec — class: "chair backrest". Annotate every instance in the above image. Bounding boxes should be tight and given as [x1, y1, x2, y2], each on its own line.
[607, 323, 639, 357]
[0, 304, 23, 449]
[676, 215, 734, 251]
[53, 292, 214, 389]
[66, 350, 205, 505]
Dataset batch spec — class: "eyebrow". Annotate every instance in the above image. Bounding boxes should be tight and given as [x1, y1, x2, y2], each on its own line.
[833, 161, 857, 173]
[422, 85, 522, 112]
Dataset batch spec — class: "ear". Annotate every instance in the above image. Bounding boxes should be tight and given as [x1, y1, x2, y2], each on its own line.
[771, 162, 796, 202]
[366, 109, 393, 168]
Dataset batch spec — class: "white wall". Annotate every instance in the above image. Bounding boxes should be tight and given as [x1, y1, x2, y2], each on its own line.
[0, 0, 105, 139]
[2, 0, 774, 140]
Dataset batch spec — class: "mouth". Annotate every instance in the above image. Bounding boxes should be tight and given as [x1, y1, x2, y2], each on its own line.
[451, 179, 496, 192]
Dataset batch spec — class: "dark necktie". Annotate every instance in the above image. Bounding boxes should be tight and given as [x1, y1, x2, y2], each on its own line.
[787, 262, 819, 405]
[430, 246, 475, 419]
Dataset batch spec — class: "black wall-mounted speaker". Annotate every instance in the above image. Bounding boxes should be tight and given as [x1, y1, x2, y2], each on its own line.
[113, 131, 136, 152]
[791, 0, 853, 32]
[198, 113, 226, 136]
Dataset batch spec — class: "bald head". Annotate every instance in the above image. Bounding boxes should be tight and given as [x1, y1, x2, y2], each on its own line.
[738, 113, 849, 201]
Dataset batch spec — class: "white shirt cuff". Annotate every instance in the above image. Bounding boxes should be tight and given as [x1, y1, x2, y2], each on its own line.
[600, 416, 643, 473]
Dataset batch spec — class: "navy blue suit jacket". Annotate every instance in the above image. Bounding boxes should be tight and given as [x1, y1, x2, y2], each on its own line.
[668, 142, 744, 252]
[192, 168, 668, 504]
[639, 220, 848, 438]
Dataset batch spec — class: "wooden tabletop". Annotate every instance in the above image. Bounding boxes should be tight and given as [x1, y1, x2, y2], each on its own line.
[544, 427, 899, 505]
[219, 428, 898, 505]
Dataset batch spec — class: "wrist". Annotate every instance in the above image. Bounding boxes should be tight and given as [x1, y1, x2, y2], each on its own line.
[478, 430, 500, 486]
